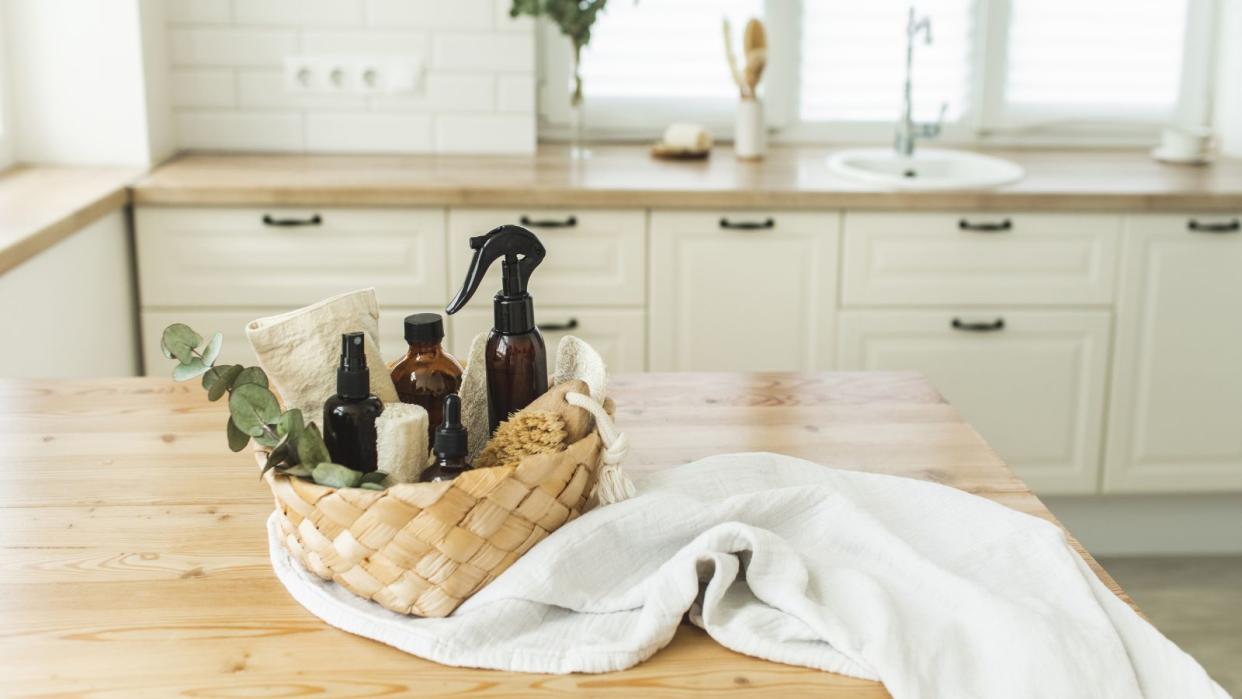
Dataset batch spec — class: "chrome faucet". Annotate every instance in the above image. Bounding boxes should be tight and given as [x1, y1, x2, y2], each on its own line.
[894, 7, 947, 158]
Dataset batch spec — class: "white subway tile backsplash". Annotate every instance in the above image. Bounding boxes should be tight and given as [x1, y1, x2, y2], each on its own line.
[300, 31, 429, 56]
[306, 113, 434, 152]
[176, 112, 304, 151]
[171, 70, 236, 108]
[433, 33, 533, 72]
[496, 74, 534, 113]
[166, 0, 231, 24]
[172, 28, 297, 67]
[435, 114, 535, 154]
[369, 73, 495, 112]
[493, 0, 535, 32]
[368, 0, 493, 30]
[234, 0, 366, 27]
[237, 70, 367, 110]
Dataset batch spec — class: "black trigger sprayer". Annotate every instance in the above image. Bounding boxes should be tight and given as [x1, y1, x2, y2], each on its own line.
[445, 225, 548, 433]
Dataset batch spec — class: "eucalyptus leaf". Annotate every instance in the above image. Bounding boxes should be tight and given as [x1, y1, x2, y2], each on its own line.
[277, 409, 304, 438]
[261, 436, 294, 475]
[203, 364, 243, 401]
[360, 471, 388, 485]
[233, 367, 269, 390]
[172, 358, 211, 381]
[201, 332, 223, 366]
[312, 462, 364, 488]
[282, 463, 313, 478]
[359, 482, 386, 491]
[254, 430, 281, 448]
[161, 324, 202, 364]
[297, 423, 332, 469]
[229, 383, 281, 437]
[226, 417, 249, 452]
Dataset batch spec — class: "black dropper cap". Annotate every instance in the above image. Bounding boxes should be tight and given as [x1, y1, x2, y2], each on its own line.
[433, 394, 468, 461]
[404, 313, 445, 344]
[336, 332, 370, 399]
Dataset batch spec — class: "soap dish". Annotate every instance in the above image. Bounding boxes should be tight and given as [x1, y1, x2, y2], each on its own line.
[651, 143, 711, 160]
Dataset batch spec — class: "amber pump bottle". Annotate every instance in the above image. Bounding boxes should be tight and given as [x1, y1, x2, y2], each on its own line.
[323, 332, 383, 473]
[420, 394, 470, 483]
[445, 224, 547, 434]
[390, 313, 463, 445]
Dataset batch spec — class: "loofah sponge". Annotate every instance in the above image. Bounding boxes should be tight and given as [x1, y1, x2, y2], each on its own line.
[376, 403, 430, 484]
[474, 410, 567, 470]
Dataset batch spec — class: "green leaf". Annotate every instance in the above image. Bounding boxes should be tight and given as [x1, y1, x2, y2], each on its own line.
[312, 462, 364, 488]
[172, 358, 211, 381]
[254, 430, 281, 448]
[161, 324, 202, 364]
[203, 364, 243, 402]
[261, 436, 294, 475]
[360, 471, 388, 485]
[226, 417, 249, 452]
[359, 482, 386, 491]
[277, 409, 304, 438]
[228, 383, 281, 437]
[297, 423, 331, 468]
[283, 463, 313, 478]
[233, 367, 269, 390]
[201, 332, 223, 366]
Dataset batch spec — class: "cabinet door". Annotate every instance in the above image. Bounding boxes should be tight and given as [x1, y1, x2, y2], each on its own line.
[448, 309, 646, 373]
[136, 208, 448, 308]
[448, 209, 646, 306]
[649, 211, 839, 371]
[1105, 214, 1242, 492]
[838, 310, 1111, 495]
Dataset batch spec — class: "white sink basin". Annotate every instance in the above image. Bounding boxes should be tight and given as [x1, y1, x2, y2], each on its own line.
[827, 148, 1024, 190]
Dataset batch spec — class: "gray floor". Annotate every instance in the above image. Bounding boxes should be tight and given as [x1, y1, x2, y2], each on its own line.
[1098, 556, 1242, 696]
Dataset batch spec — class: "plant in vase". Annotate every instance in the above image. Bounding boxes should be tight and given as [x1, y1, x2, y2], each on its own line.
[723, 17, 768, 160]
[159, 323, 387, 490]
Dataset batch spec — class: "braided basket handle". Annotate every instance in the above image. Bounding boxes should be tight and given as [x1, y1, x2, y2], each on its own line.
[566, 391, 636, 505]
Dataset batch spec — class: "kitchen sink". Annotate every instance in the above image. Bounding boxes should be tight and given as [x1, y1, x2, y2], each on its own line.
[827, 148, 1025, 190]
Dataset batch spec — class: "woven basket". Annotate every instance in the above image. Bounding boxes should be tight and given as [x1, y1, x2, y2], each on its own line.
[261, 387, 626, 618]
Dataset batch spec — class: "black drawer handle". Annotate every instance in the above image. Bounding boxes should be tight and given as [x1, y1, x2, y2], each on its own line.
[520, 215, 578, 228]
[958, 218, 1012, 232]
[1187, 218, 1240, 233]
[720, 217, 775, 230]
[951, 317, 1005, 332]
[262, 213, 322, 227]
[537, 318, 579, 332]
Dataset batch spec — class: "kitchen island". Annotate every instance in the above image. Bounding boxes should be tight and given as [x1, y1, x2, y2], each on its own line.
[0, 372, 1132, 697]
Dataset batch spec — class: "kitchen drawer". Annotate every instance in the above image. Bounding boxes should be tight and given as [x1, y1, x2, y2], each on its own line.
[838, 309, 1110, 495]
[135, 207, 448, 308]
[448, 209, 646, 306]
[842, 212, 1120, 306]
[448, 308, 646, 373]
[140, 308, 436, 376]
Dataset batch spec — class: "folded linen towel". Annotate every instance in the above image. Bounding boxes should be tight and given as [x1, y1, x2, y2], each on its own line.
[268, 452, 1225, 698]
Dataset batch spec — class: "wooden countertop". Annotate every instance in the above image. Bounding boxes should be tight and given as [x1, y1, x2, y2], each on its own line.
[0, 372, 1133, 697]
[0, 165, 142, 276]
[131, 145, 1242, 212]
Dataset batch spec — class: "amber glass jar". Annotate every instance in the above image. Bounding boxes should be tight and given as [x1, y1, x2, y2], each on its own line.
[390, 313, 464, 444]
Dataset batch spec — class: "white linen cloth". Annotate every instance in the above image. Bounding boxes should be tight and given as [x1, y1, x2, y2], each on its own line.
[268, 452, 1227, 698]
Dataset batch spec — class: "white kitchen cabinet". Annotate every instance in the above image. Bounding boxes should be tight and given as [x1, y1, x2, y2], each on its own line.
[135, 207, 448, 308]
[838, 310, 1111, 494]
[448, 308, 646, 373]
[1105, 214, 1242, 493]
[842, 212, 1121, 306]
[448, 209, 646, 306]
[649, 211, 839, 371]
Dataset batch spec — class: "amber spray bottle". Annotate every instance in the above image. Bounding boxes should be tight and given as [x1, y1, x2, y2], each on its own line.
[445, 225, 548, 434]
[323, 332, 383, 473]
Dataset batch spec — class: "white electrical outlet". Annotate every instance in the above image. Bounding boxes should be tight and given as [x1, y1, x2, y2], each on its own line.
[283, 56, 423, 95]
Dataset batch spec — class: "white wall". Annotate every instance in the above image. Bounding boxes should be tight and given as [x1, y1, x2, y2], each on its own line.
[0, 1, 14, 169]
[165, 0, 536, 155]
[0, 210, 138, 378]
[1216, 0, 1242, 157]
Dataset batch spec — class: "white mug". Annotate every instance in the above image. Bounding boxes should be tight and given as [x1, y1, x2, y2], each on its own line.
[1158, 126, 1213, 160]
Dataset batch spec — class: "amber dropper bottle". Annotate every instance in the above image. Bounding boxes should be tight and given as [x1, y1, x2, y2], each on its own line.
[390, 313, 463, 445]
[420, 394, 470, 483]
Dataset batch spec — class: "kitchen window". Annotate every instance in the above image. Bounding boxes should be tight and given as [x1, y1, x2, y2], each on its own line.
[538, 0, 1215, 146]
[0, 1, 12, 169]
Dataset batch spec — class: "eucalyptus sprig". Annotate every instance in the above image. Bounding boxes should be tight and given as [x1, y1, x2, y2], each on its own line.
[160, 323, 385, 491]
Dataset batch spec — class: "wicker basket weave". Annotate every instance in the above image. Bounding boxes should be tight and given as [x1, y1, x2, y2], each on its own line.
[261, 385, 618, 618]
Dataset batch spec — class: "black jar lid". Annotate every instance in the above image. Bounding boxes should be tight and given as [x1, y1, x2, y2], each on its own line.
[404, 313, 445, 344]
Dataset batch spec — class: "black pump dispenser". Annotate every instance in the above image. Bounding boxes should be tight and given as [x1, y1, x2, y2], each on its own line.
[323, 332, 383, 473]
[446, 224, 549, 433]
[337, 332, 370, 398]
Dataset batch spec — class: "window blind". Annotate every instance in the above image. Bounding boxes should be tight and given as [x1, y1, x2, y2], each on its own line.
[799, 0, 975, 123]
[1004, 0, 1187, 119]
[577, 0, 763, 100]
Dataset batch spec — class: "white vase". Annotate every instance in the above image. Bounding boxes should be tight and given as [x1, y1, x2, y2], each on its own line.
[734, 98, 766, 160]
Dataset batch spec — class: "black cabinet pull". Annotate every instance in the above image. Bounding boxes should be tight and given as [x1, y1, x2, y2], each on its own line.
[537, 318, 579, 332]
[958, 218, 1012, 232]
[262, 213, 322, 227]
[1187, 218, 1240, 233]
[520, 215, 578, 228]
[719, 217, 775, 230]
[951, 317, 1005, 332]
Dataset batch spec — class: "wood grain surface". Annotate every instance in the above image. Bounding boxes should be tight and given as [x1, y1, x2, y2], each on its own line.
[0, 373, 1133, 697]
[130, 145, 1242, 211]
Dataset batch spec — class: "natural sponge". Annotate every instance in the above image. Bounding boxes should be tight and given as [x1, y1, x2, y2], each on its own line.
[376, 403, 429, 484]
